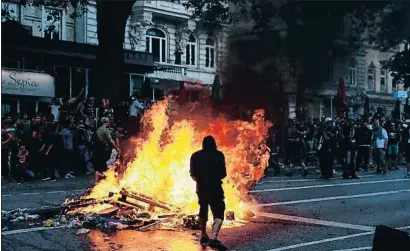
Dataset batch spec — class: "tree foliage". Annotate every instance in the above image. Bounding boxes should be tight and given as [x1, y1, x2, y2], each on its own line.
[373, 2, 410, 88]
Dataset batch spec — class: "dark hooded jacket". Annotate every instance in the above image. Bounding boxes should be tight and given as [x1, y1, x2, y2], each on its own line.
[190, 136, 227, 196]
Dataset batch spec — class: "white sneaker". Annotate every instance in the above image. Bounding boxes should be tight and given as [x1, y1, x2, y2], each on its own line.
[65, 173, 75, 179]
[42, 177, 51, 181]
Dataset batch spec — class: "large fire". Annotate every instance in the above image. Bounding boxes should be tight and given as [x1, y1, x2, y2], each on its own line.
[69, 99, 271, 220]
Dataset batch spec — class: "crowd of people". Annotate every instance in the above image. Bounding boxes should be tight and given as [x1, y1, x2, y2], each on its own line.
[268, 113, 410, 179]
[3, 93, 410, 184]
[1, 89, 150, 183]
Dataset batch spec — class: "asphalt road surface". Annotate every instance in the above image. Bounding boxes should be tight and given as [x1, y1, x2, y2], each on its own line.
[1, 168, 409, 251]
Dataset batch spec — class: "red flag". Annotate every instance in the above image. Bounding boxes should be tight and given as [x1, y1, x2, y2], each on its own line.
[337, 77, 347, 119]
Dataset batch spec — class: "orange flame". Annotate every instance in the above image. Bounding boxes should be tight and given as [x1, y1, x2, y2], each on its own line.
[79, 100, 271, 219]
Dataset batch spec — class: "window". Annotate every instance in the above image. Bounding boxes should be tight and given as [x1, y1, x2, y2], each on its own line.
[146, 28, 166, 63]
[367, 65, 375, 90]
[185, 34, 196, 66]
[184, 34, 197, 66]
[1, 2, 20, 22]
[205, 38, 215, 68]
[42, 7, 64, 40]
[380, 69, 387, 93]
[348, 67, 356, 86]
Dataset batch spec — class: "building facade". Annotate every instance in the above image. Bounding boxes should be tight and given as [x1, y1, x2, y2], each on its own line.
[1, 1, 155, 116]
[308, 45, 405, 120]
[124, 1, 227, 89]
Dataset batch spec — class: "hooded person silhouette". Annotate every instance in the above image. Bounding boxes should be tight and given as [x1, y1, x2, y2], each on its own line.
[190, 135, 228, 251]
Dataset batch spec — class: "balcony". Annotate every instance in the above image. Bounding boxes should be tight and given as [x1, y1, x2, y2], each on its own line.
[148, 62, 216, 85]
[139, 0, 191, 22]
[148, 62, 187, 81]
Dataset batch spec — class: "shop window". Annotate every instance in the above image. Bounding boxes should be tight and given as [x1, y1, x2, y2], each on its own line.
[1, 2, 20, 22]
[72, 68, 86, 98]
[23, 61, 38, 71]
[146, 28, 166, 63]
[380, 69, 387, 93]
[54, 66, 71, 100]
[42, 7, 65, 40]
[130, 74, 144, 95]
[185, 34, 196, 66]
[205, 38, 215, 68]
[2, 60, 20, 69]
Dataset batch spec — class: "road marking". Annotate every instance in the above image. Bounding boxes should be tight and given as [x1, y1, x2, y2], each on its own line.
[331, 247, 371, 251]
[258, 175, 375, 184]
[2, 189, 85, 197]
[1, 226, 67, 236]
[253, 189, 410, 207]
[266, 226, 410, 251]
[256, 212, 375, 231]
[250, 178, 410, 193]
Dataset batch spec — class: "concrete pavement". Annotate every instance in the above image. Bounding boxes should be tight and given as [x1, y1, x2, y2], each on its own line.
[1, 168, 409, 251]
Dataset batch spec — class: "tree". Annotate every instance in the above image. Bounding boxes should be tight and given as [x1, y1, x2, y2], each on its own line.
[181, 0, 388, 120]
[373, 2, 410, 88]
[94, 0, 135, 103]
[3, 0, 136, 103]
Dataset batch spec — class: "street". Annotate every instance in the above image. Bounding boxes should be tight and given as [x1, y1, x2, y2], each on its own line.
[1, 169, 409, 251]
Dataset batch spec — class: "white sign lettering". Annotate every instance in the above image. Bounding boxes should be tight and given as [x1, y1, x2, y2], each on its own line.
[1, 69, 55, 97]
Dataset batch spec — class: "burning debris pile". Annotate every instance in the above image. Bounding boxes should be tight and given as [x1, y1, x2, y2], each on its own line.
[62, 99, 270, 231]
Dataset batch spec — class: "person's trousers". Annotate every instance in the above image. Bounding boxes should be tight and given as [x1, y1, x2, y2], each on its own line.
[356, 146, 370, 170]
[373, 148, 386, 172]
[78, 145, 94, 173]
[43, 149, 58, 179]
[319, 150, 333, 178]
[344, 150, 357, 176]
[128, 116, 140, 137]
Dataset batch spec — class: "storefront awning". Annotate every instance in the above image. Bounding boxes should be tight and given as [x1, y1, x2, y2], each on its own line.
[1, 69, 55, 98]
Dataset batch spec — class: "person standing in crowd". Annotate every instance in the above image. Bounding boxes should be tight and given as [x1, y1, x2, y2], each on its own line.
[60, 120, 76, 179]
[286, 120, 307, 177]
[27, 127, 42, 177]
[342, 120, 358, 179]
[405, 124, 410, 178]
[40, 117, 60, 181]
[85, 97, 97, 126]
[49, 98, 63, 122]
[21, 113, 31, 142]
[317, 119, 335, 179]
[386, 122, 401, 171]
[190, 135, 228, 251]
[99, 98, 114, 119]
[16, 144, 34, 182]
[76, 120, 94, 174]
[1, 128, 14, 179]
[356, 119, 372, 172]
[128, 94, 145, 137]
[92, 117, 120, 173]
[373, 119, 388, 174]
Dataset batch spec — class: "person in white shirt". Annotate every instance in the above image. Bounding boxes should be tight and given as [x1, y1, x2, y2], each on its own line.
[372, 119, 388, 174]
[50, 98, 63, 122]
[128, 95, 145, 136]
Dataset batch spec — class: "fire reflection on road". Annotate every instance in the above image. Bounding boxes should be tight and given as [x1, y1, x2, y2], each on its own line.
[89, 229, 204, 251]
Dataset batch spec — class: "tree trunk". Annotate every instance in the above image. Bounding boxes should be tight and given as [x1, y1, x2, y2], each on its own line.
[93, 0, 135, 104]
